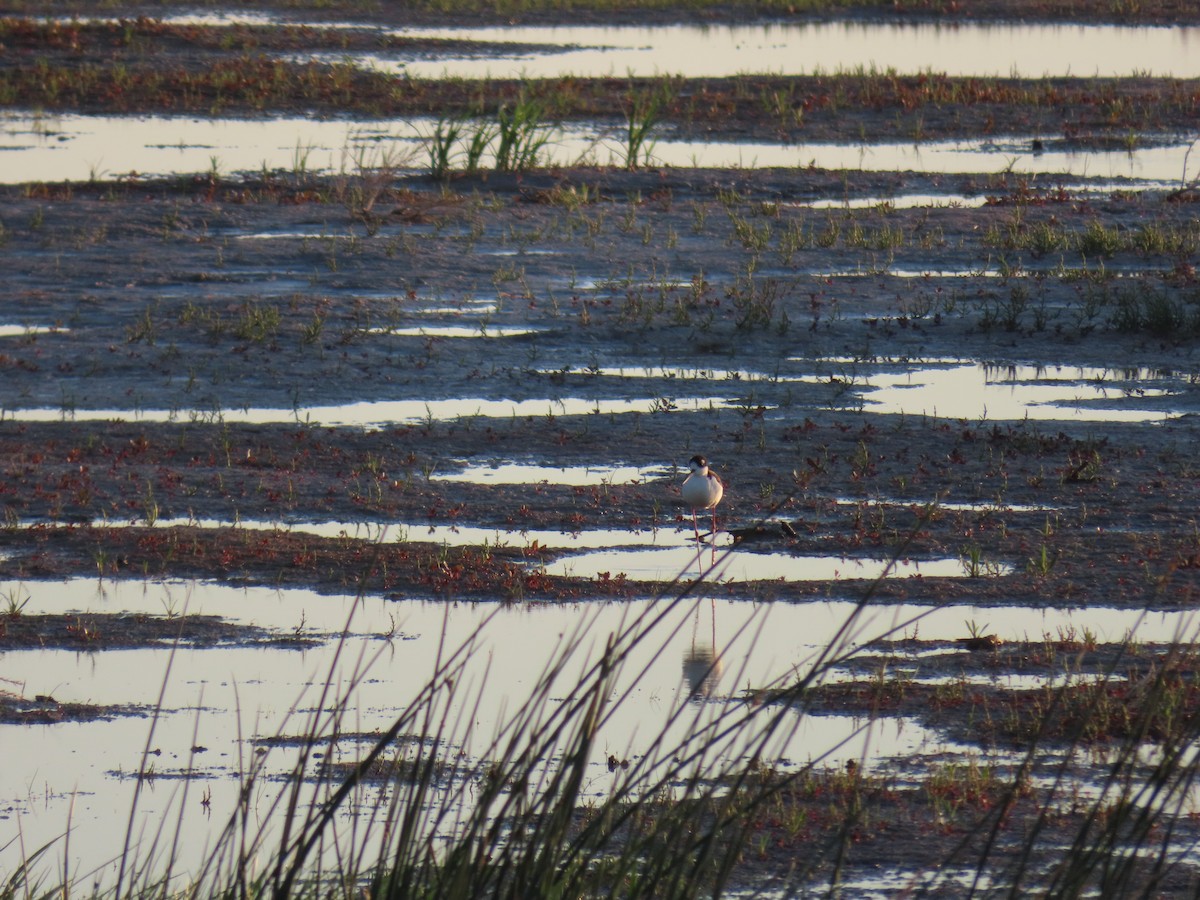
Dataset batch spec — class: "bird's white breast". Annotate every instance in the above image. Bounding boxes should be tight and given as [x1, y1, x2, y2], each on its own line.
[682, 471, 723, 510]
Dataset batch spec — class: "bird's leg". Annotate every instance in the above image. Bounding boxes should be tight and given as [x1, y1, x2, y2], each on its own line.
[691, 511, 706, 572]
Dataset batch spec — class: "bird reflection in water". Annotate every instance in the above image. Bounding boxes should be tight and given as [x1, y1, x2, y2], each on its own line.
[681, 598, 723, 701]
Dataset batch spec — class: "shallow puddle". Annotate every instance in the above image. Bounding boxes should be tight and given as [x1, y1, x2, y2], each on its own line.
[160, 12, 282, 27]
[0, 395, 736, 427]
[0, 325, 61, 337]
[5, 359, 1176, 426]
[532, 357, 1185, 423]
[790, 358, 1186, 422]
[234, 228, 353, 240]
[1, 579, 993, 886]
[133, 516, 657, 551]
[5, 578, 1193, 659]
[543, 364, 798, 383]
[415, 300, 501, 315]
[851, 361, 1178, 422]
[0, 112, 421, 184]
[371, 324, 540, 337]
[381, 22, 1200, 79]
[4, 578, 1197, 884]
[636, 135, 1195, 182]
[20, 514, 739, 556]
[833, 496, 1051, 514]
[546, 540, 997, 581]
[796, 182, 1172, 210]
[800, 194, 990, 210]
[1, 112, 1193, 183]
[145, 13, 1200, 80]
[430, 461, 671, 485]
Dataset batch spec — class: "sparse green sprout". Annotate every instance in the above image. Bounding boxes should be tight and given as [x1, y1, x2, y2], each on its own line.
[1, 585, 30, 616]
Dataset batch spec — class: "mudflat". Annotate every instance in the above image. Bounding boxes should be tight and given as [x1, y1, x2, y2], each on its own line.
[2, 1, 1200, 892]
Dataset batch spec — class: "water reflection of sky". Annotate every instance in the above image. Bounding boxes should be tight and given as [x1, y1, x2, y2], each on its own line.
[545, 543, 996, 581]
[854, 362, 1177, 423]
[1, 112, 1195, 183]
[430, 461, 671, 485]
[4, 13, 1197, 888]
[381, 22, 1200, 79]
[0, 396, 738, 427]
[0, 357, 1184, 425]
[4, 577, 1198, 884]
[146, 14, 1200, 79]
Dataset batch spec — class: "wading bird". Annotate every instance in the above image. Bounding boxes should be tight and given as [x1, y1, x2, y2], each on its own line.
[681, 455, 724, 545]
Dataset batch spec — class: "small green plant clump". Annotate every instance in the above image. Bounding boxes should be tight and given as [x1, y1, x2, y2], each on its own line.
[426, 93, 554, 178]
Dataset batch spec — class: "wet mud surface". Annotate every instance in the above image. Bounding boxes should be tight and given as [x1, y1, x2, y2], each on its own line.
[0, 609, 282, 649]
[726, 767, 1200, 895]
[0, 170, 1198, 613]
[0, 16, 570, 79]
[3, 0, 1200, 892]
[0, 688, 146, 724]
[796, 639, 1200, 745]
[4, 166, 1197, 885]
[4, 9, 1200, 146]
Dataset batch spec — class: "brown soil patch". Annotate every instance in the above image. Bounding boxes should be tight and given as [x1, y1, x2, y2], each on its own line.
[0, 609, 306, 649]
[723, 763, 1200, 895]
[791, 639, 1200, 746]
[0, 687, 145, 723]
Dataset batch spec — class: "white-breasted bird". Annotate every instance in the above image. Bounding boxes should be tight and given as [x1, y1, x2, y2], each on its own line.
[681, 454, 724, 544]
